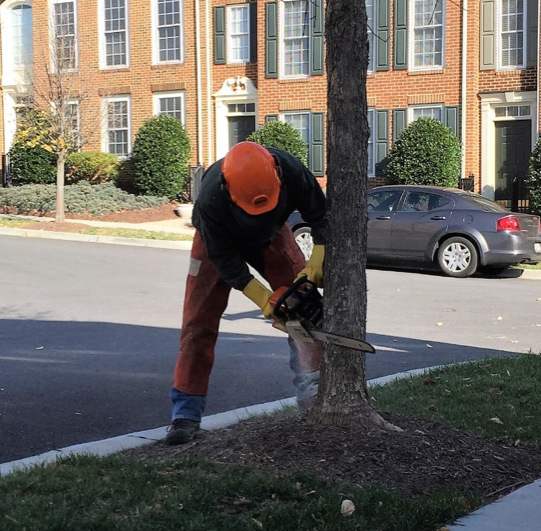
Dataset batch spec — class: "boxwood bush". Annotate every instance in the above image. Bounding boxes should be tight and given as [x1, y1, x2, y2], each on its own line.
[247, 121, 308, 166]
[65, 152, 120, 184]
[0, 182, 169, 216]
[131, 114, 191, 200]
[527, 138, 541, 216]
[386, 117, 462, 187]
[9, 110, 58, 185]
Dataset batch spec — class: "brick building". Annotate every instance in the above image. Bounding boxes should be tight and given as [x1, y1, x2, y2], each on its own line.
[0, 0, 539, 207]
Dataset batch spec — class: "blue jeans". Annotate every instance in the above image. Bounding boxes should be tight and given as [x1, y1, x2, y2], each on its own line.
[170, 337, 319, 422]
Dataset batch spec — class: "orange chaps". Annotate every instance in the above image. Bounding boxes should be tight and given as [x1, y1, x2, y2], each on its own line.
[173, 225, 322, 398]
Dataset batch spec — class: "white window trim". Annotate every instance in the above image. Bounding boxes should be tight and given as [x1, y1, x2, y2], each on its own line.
[226, 4, 250, 64]
[1, 0, 34, 86]
[66, 99, 81, 148]
[153, 91, 186, 125]
[366, 0, 376, 73]
[279, 0, 311, 80]
[102, 95, 132, 157]
[408, 104, 444, 124]
[367, 108, 375, 178]
[408, 0, 445, 72]
[280, 111, 311, 141]
[497, 0, 527, 70]
[50, 0, 79, 72]
[152, 0, 184, 65]
[98, 0, 130, 70]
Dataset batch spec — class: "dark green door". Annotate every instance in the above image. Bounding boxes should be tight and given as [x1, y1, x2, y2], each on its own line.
[495, 120, 531, 206]
[228, 116, 256, 148]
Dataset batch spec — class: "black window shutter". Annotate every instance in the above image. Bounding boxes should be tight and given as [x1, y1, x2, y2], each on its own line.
[527, 0, 538, 66]
[250, 2, 257, 63]
[310, 0, 324, 75]
[375, 110, 389, 175]
[265, 114, 278, 122]
[444, 106, 460, 138]
[393, 109, 407, 143]
[214, 6, 226, 64]
[265, 2, 278, 78]
[310, 113, 325, 176]
[394, 0, 407, 70]
[376, 0, 390, 71]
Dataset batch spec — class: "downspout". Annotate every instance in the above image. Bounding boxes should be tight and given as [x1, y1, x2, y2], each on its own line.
[537, 0, 540, 141]
[206, 0, 213, 164]
[461, 0, 468, 180]
[195, 0, 204, 166]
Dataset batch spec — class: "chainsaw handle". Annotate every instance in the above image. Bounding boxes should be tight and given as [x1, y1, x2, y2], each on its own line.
[271, 276, 317, 322]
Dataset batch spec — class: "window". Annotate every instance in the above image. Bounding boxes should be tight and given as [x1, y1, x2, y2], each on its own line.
[53, 1, 77, 70]
[500, 0, 524, 68]
[14, 95, 32, 125]
[154, 92, 185, 124]
[410, 105, 443, 122]
[104, 97, 131, 156]
[102, 0, 128, 67]
[66, 101, 81, 148]
[228, 5, 249, 63]
[282, 0, 310, 77]
[283, 112, 310, 145]
[401, 191, 449, 212]
[367, 190, 402, 212]
[367, 109, 375, 177]
[410, 0, 444, 69]
[12, 5, 33, 68]
[494, 104, 531, 118]
[156, 0, 182, 62]
[366, 0, 376, 72]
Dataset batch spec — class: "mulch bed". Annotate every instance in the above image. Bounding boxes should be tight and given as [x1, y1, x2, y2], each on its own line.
[125, 412, 541, 502]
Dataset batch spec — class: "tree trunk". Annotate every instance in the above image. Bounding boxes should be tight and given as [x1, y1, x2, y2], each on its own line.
[55, 152, 66, 222]
[305, 0, 399, 432]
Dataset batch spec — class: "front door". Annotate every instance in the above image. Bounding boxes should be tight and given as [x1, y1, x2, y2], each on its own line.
[228, 116, 256, 148]
[495, 120, 531, 207]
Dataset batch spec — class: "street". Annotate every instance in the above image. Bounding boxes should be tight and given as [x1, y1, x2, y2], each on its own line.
[1, 236, 540, 464]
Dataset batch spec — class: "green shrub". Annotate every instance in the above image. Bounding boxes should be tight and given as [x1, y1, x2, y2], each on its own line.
[131, 114, 191, 200]
[386, 117, 462, 187]
[527, 138, 541, 216]
[0, 182, 169, 216]
[9, 110, 58, 185]
[247, 121, 308, 166]
[65, 152, 120, 184]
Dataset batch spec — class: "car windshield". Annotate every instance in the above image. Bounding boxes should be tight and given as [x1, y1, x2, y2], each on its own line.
[460, 193, 509, 213]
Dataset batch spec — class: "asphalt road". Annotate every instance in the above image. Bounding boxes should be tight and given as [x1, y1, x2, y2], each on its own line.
[1, 236, 540, 464]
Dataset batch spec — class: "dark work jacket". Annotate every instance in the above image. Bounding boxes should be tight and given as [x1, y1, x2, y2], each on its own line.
[192, 147, 327, 291]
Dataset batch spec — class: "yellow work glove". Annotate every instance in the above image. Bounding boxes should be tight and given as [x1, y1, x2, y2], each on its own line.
[242, 278, 274, 319]
[296, 245, 324, 287]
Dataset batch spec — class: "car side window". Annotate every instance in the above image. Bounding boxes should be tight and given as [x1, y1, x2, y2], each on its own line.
[402, 192, 450, 212]
[367, 191, 402, 212]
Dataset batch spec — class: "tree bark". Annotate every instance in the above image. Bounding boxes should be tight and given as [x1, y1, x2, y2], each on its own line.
[55, 152, 66, 222]
[306, 0, 400, 432]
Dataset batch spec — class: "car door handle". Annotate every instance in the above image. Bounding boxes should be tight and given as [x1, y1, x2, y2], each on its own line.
[430, 216, 446, 220]
[376, 216, 392, 220]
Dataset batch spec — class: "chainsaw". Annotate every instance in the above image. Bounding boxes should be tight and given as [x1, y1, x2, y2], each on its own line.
[270, 277, 376, 353]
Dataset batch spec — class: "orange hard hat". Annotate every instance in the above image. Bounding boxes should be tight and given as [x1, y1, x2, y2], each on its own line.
[222, 142, 281, 215]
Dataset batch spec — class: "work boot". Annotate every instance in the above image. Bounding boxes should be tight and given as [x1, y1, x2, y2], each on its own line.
[165, 418, 200, 445]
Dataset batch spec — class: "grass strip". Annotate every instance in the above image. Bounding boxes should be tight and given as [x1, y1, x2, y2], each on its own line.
[0, 454, 478, 531]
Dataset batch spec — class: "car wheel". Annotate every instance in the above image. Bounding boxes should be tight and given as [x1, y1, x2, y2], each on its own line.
[293, 226, 313, 261]
[437, 236, 478, 278]
[477, 266, 508, 276]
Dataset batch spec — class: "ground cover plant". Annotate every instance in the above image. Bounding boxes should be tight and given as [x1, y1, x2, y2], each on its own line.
[2, 355, 541, 531]
[0, 182, 170, 216]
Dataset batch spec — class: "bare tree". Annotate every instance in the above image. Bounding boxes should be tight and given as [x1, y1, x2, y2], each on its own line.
[18, 9, 103, 222]
[305, 0, 400, 432]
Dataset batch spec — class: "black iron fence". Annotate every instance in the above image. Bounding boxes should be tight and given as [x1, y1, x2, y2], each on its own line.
[511, 172, 529, 213]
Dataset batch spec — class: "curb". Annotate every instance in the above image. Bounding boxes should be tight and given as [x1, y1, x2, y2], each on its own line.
[0, 227, 193, 250]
